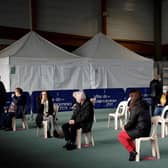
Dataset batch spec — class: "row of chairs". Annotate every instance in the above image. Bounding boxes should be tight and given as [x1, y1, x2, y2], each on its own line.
[107, 100, 168, 138]
[107, 99, 168, 161]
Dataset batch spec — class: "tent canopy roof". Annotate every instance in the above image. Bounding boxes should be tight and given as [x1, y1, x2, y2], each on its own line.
[0, 31, 80, 63]
[74, 32, 153, 62]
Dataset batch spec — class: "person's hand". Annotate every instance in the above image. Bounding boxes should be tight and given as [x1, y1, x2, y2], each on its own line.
[69, 120, 75, 125]
[41, 98, 46, 104]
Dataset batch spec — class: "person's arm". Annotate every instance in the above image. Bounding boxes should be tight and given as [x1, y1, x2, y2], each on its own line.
[36, 97, 44, 114]
[71, 103, 80, 120]
[76, 101, 93, 124]
[48, 99, 54, 115]
[124, 106, 139, 130]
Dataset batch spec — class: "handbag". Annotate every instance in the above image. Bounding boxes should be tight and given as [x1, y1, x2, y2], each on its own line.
[8, 102, 16, 113]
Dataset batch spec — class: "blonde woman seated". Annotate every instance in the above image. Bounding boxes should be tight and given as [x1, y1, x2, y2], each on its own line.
[153, 91, 168, 116]
[36, 91, 54, 137]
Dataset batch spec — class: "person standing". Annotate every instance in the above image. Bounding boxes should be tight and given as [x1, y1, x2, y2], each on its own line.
[149, 75, 163, 115]
[153, 91, 168, 116]
[118, 89, 151, 161]
[0, 78, 6, 129]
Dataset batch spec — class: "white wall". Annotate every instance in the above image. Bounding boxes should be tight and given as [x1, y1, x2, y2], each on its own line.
[36, 0, 101, 36]
[0, 0, 156, 41]
[107, 0, 154, 41]
[0, 0, 29, 28]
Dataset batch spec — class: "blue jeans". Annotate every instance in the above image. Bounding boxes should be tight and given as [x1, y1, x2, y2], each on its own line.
[153, 106, 164, 116]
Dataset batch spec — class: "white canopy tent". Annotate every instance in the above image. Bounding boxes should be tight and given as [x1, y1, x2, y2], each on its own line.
[0, 31, 91, 91]
[0, 31, 154, 92]
[74, 32, 154, 89]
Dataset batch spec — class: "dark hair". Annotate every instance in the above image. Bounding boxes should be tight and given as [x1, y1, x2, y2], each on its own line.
[128, 89, 142, 111]
[129, 89, 142, 98]
[39, 90, 49, 100]
[15, 87, 23, 94]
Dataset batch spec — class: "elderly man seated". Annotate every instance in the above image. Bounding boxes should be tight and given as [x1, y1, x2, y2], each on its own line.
[62, 90, 94, 150]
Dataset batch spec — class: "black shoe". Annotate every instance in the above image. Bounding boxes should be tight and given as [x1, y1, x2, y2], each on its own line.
[5, 127, 13, 131]
[47, 131, 51, 138]
[62, 142, 70, 148]
[66, 143, 76, 151]
[53, 130, 59, 137]
[129, 150, 137, 161]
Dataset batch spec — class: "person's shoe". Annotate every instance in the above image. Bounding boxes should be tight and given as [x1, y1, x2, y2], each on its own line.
[47, 131, 51, 138]
[53, 130, 59, 137]
[5, 127, 13, 131]
[129, 150, 137, 161]
[66, 143, 76, 151]
[62, 141, 70, 148]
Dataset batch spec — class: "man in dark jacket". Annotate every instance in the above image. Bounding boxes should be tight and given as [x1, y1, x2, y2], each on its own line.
[149, 75, 163, 115]
[62, 91, 94, 150]
[118, 89, 151, 161]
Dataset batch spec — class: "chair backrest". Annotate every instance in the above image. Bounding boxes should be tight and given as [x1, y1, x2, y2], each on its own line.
[151, 116, 160, 138]
[115, 101, 128, 116]
[161, 105, 168, 119]
[53, 103, 59, 113]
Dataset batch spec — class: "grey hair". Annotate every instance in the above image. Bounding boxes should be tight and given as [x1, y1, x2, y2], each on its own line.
[80, 90, 86, 100]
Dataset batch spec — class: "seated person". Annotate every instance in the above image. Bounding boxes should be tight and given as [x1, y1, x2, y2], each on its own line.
[153, 91, 168, 116]
[5, 87, 28, 131]
[35, 90, 55, 137]
[118, 89, 151, 161]
[62, 90, 94, 150]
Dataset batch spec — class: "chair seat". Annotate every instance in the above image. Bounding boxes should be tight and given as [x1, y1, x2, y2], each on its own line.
[136, 136, 155, 141]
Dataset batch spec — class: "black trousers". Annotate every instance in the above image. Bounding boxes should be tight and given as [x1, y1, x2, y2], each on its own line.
[62, 122, 81, 143]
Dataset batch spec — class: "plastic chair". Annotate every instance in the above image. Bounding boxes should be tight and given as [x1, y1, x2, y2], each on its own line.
[11, 106, 28, 132]
[135, 116, 160, 162]
[158, 105, 168, 138]
[90, 97, 96, 122]
[76, 128, 95, 149]
[107, 101, 128, 130]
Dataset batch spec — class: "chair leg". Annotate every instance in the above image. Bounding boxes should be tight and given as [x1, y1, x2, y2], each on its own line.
[161, 121, 165, 138]
[114, 117, 118, 130]
[107, 116, 111, 128]
[84, 132, 90, 144]
[91, 132, 95, 146]
[151, 140, 157, 158]
[135, 139, 140, 162]
[119, 118, 124, 129]
[43, 121, 48, 139]
[94, 114, 96, 122]
[36, 127, 40, 137]
[12, 117, 16, 132]
[84, 131, 95, 147]
[22, 116, 28, 129]
[165, 124, 168, 136]
[76, 128, 82, 149]
[154, 139, 160, 159]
